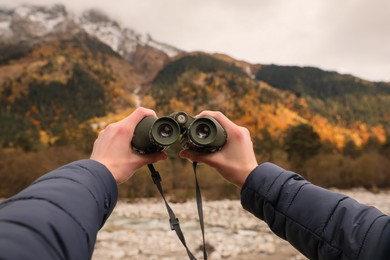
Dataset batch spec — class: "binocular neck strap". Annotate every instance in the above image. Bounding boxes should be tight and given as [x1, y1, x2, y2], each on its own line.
[147, 163, 208, 260]
[193, 162, 207, 260]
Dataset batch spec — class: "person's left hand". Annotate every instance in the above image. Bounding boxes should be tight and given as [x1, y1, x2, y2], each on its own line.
[90, 107, 167, 184]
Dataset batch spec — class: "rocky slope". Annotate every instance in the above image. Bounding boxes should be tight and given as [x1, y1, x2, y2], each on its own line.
[93, 189, 390, 259]
[0, 4, 181, 81]
[0, 4, 182, 58]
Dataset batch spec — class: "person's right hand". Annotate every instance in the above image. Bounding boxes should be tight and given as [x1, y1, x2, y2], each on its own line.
[180, 111, 258, 187]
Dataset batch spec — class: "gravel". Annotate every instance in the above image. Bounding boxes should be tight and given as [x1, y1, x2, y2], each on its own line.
[93, 188, 389, 260]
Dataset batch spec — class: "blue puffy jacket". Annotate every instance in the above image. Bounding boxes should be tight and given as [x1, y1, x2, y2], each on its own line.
[0, 160, 118, 260]
[241, 163, 390, 260]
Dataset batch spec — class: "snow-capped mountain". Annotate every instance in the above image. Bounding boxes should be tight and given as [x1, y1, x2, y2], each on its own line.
[0, 5, 79, 42]
[0, 4, 182, 60]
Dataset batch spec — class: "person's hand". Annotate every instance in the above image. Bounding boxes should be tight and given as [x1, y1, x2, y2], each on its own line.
[180, 111, 258, 187]
[90, 107, 167, 184]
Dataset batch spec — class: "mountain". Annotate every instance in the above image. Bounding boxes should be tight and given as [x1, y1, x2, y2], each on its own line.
[0, 4, 182, 58]
[0, 4, 186, 150]
[0, 3, 388, 152]
[255, 65, 390, 129]
[0, 4, 182, 80]
[142, 53, 389, 148]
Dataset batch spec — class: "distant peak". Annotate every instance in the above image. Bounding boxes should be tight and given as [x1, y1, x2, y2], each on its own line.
[81, 8, 118, 27]
[13, 4, 67, 17]
[0, 3, 182, 59]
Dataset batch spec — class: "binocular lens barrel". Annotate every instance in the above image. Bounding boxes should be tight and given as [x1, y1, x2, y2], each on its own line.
[158, 124, 174, 138]
[132, 112, 226, 154]
[131, 116, 180, 154]
[196, 124, 211, 139]
[151, 117, 180, 146]
[189, 118, 217, 145]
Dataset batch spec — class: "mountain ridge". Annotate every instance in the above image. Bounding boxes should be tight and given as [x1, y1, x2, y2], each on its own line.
[0, 4, 182, 62]
[0, 3, 388, 151]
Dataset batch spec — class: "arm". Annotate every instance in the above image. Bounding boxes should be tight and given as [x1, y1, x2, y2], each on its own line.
[241, 162, 390, 260]
[0, 159, 117, 259]
[181, 110, 390, 260]
[0, 107, 167, 259]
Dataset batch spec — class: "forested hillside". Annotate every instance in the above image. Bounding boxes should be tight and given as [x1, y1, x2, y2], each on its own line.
[143, 54, 388, 148]
[0, 34, 142, 151]
[256, 65, 390, 128]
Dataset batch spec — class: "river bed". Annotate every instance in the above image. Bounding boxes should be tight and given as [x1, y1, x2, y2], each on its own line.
[92, 189, 389, 259]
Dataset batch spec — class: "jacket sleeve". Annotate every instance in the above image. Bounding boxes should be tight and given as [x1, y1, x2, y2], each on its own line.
[241, 162, 390, 260]
[0, 159, 118, 260]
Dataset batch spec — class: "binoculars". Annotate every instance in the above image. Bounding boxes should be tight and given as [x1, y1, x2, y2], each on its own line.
[131, 112, 227, 154]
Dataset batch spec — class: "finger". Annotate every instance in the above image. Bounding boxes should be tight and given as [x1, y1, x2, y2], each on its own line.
[98, 128, 106, 135]
[195, 110, 238, 132]
[139, 152, 168, 165]
[150, 152, 168, 163]
[119, 107, 157, 134]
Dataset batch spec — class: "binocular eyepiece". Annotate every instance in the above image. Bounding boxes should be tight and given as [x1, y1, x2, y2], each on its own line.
[131, 111, 227, 154]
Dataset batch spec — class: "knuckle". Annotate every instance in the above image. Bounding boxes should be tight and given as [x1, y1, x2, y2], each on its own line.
[202, 110, 224, 120]
[134, 107, 156, 118]
[106, 122, 115, 129]
[231, 126, 251, 140]
[98, 129, 105, 136]
[213, 111, 224, 118]
[103, 122, 128, 136]
[133, 107, 145, 115]
[240, 126, 250, 135]
[115, 124, 129, 135]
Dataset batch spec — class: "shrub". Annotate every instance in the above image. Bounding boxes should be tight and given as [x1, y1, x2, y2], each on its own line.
[305, 152, 390, 189]
[0, 147, 87, 198]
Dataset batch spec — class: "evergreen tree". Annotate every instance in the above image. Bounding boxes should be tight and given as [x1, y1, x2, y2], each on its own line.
[343, 140, 361, 159]
[380, 135, 390, 158]
[363, 136, 381, 152]
[254, 128, 277, 161]
[284, 124, 321, 169]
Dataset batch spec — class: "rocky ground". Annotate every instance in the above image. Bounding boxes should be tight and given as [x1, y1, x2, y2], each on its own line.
[92, 189, 389, 260]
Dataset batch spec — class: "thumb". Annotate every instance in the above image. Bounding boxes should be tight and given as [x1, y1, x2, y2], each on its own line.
[144, 152, 168, 165]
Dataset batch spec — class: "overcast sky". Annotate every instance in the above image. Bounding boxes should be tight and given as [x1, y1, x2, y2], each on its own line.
[3, 0, 390, 82]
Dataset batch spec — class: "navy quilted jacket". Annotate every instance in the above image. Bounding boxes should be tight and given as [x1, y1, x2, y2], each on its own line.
[0, 160, 118, 260]
[241, 163, 390, 260]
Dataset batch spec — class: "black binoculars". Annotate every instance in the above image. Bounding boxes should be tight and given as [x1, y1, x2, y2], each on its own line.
[131, 112, 227, 154]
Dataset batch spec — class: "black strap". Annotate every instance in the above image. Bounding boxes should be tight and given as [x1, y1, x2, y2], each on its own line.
[147, 164, 196, 260]
[147, 163, 208, 260]
[193, 162, 207, 260]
